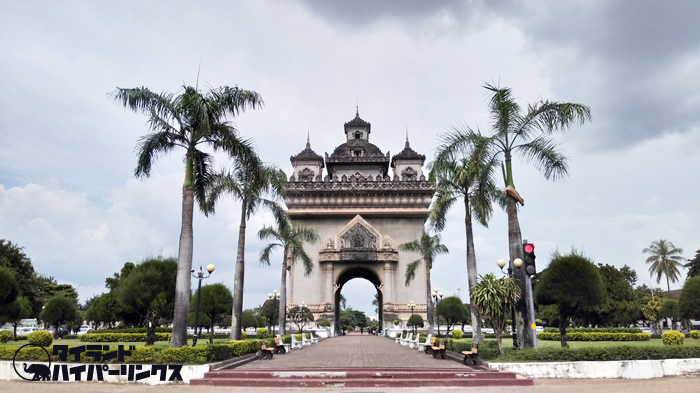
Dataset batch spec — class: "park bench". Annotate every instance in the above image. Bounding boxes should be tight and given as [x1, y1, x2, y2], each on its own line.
[430, 339, 446, 359]
[400, 332, 413, 346]
[258, 340, 274, 360]
[462, 343, 480, 366]
[310, 333, 319, 344]
[302, 333, 312, 347]
[407, 333, 420, 349]
[416, 334, 432, 351]
[395, 332, 405, 344]
[273, 337, 287, 354]
[424, 336, 437, 354]
[291, 334, 303, 349]
[275, 335, 291, 353]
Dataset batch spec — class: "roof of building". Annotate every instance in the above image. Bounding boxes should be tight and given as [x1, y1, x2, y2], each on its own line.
[344, 107, 371, 133]
[290, 139, 325, 166]
[390, 140, 426, 167]
[329, 139, 386, 159]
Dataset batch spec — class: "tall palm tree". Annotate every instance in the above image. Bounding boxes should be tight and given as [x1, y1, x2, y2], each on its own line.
[111, 85, 262, 347]
[205, 160, 287, 340]
[643, 239, 685, 292]
[436, 83, 590, 348]
[258, 218, 319, 336]
[470, 273, 521, 354]
[685, 250, 700, 279]
[399, 231, 449, 334]
[430, 135, 502, 344]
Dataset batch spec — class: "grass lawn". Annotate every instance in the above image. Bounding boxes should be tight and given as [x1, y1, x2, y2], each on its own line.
[1, 337, 237, 349]
[494, 338, 700, 348]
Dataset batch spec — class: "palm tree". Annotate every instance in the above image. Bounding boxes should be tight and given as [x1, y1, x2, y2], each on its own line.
[205, 160, 287, 340]
[436, 83, 590, 347]
[430, 136, 502, 344]
[470, 273, 521, 354]
[398, 231, 449, 334]
[258, 217, 319, 336]
[643, 239, 685, 292]
[111, 85, 262, 347]
[684, 250, 700, 279]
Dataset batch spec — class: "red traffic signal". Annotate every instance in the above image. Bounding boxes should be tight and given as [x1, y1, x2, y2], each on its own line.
[523, 243, 536, 276]
[524, 243, 534, 254]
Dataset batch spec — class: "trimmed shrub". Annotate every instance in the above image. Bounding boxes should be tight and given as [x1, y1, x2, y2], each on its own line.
[537, 332, 651, 341]
[319, 321, 331, 327]
[447, 339, 500, 360]
[28, 330, 53, 347]
[543, 327, 642, 334]
[689, 330, 699, 339]
[393, 319, 400, 326]
[79, 333, 171, 342]
[662, 330, 685, 345]
[492, 346, 700, 362]
[452, 329, 463, 339]
[241, 330, 247, 339]
[0, 330, 12, 343]
[256, 328, 268, 339]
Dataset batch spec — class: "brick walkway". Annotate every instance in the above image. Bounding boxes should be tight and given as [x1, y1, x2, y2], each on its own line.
[238, 335, 469, 369]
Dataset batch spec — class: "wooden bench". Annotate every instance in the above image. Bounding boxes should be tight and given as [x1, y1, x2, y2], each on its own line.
[424, 336, 437, 354]
[430, 339, 446, 359]
[462, 344, 480, 366]
[273, 337, 287, 354]
[258, 340, 274, 360]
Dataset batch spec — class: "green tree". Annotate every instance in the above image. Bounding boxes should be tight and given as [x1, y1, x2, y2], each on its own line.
[431, 135, 502, 344]
[436, 296, 469, 334]
[188, 283, 233, 344]
[258, 217, 319, 336]
[588, 264, 637, 327]
[288, 304, 314, 333]
[398, 231, 449, 334]
[535, 250, 606, 347]
[0, 296, 31, 340]
[679, 276, 700, 321]
[0, 267, 19, 308]
[105, 262, 135, 291]
[643, 239, 685, 292]
[437, 84, 590, 348]
[339, 307, 357, 332]
[684, 250, 700, 279]
[0, 241, 44, 315]
[87, 292, 121, 328]
[471, 273, 521, 354]
[40, 295, 79, 333]
[117, 256, 178, 345]
[407, 314, 424, 333]
[205, 161, 286, 341]
[660, 299, 681, 329]
[352, 310, 368, 329]
[242, 310, 259, 329]
[112, 84, 262, 348]
[641, 297, 664, 334]
[259, 299, 279, 329]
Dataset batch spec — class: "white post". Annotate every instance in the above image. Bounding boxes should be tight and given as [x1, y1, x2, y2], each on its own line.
[526, 274, 538, 350]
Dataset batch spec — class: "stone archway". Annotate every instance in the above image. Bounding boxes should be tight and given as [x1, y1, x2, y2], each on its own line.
[334, 266, 383, 334]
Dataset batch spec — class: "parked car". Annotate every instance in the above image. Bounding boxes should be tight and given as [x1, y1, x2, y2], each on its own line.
[55, 325, 69, 339]
[77, 325, 92, 335]
[17, 327, 38, 335]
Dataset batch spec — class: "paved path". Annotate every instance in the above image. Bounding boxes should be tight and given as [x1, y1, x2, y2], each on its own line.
[1, 377, 699, 392]
[239, 335, 469, 369]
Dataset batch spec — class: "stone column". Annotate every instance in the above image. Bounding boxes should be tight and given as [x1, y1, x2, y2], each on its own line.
[322, 263, 334, 305]
[383, 262, 393, 307]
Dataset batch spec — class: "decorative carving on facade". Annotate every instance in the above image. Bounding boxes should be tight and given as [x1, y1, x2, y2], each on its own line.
[299, 168, 314, 182]
[325, 237, 335, 249]
[287, 179, 434, 191]
[382, 236, 393, 249]
[341, 223, 377, 249]
[401, 167, 417, 181]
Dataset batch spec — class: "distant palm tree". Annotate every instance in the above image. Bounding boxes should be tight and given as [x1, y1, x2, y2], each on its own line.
[430, 139, 502, 344]
[205, 160, 287, 340]
[258, 217, 319, 335]
[643, 239, 685, 292]
[684, 250, 700, 279]
[111, 85, 262, 347]
[399, 231, 449, 334]
[436, 83, 590, 348]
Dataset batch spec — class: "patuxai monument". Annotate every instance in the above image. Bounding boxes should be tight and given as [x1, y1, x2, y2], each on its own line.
[285, 109, 435, 333]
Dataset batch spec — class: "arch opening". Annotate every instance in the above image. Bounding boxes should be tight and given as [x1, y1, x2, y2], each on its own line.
[334, 266, 382, 335]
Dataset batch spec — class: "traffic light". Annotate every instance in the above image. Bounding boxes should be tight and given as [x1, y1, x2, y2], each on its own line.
[523, 243, 536, 276]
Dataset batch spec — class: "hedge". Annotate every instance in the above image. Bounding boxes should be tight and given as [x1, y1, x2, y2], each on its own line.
[543, 327, 642, 334]
[0, 340, 261, 364]
[446, 339, 501, 360]
[491, 346, 700, 362]
[537, 332, 651, 341]
[79, 333, 172, 342]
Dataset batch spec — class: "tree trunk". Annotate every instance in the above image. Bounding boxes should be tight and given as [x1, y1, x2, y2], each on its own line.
[425, 262, 434, 334]
[506, 193, 534, 349]
[666, 275, 671, 292]
[146, 317, 157, 346]
[464, 204, 483, 344]
[170, 186, 195, 348]
[230, 203, 248, 341]
[210, 321, 215, 344]
[279, 248, 291, 336]
[559, 312, 568, 348]
[495, 330, 504, 354]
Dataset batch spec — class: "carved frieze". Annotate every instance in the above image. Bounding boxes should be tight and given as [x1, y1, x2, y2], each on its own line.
[340, 223, 377, 249]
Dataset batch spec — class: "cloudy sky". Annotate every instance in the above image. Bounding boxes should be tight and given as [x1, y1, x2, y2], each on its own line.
[1, 0, 698, 318]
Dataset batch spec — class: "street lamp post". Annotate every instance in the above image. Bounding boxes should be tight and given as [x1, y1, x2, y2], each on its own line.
[407, 301, 416, 335]
[268, 290, 281, 336]
[191, 264, 215, 347]
[497, 257, 522, 350]
[432, 288, 444, 336]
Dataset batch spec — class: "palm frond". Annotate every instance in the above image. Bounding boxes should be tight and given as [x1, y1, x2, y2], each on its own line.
[192, 150, 214, 209]
[133, 131, 179, 178]
[404, 259, 423, 286]
[209, 85, 264, 118]
[258, 243, 280, 266]
[514, 135, 569, 182]
[428, 187, 457, 232]
[111, 87, 182, 127]
[516, 101, 591, 140]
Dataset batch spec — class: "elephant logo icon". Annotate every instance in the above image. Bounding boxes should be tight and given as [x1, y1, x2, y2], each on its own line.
[23, 363, 51, 381]
[12, 344, 52, 382]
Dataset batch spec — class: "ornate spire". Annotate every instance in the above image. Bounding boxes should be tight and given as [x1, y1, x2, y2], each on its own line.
[306, 127, 310, 148]
[291, 129, 324, 165]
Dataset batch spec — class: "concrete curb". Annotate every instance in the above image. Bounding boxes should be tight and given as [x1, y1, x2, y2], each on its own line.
[488, 358, 700, 379]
